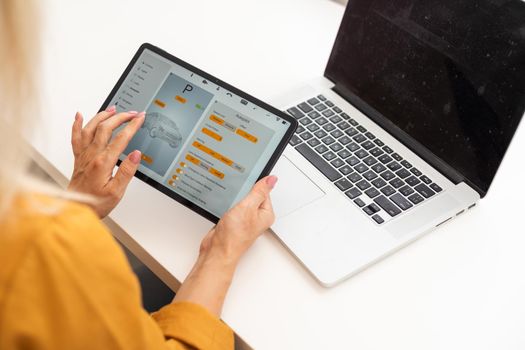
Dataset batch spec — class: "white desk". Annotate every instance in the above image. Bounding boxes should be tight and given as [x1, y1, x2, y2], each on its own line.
[34, 1, 525, 349]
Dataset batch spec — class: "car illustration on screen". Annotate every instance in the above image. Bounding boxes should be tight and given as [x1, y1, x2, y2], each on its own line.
[142, 112, 183, 149]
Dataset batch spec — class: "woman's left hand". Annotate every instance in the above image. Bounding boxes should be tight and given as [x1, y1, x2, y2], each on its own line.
[68, 106, 145, 218]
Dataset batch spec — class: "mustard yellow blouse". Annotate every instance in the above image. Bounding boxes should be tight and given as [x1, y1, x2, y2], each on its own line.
[0, 194, 233, 349]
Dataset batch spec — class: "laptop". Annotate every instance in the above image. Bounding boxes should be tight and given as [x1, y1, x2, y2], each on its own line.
[270, 0, 525, 287]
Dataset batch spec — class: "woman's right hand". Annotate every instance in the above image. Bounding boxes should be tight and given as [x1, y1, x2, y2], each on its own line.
[200, 175, 278, 264]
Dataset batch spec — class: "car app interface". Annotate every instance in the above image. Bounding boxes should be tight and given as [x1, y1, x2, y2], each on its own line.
[109, 49, 290, 217]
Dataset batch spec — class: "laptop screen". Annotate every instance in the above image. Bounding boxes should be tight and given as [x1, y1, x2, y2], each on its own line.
[325, 0, 525, 195]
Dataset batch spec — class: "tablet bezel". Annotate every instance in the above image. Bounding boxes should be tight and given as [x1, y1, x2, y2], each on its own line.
[100, 43, 298, 223]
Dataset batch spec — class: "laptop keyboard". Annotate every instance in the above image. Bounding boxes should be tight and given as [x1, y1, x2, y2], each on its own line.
[286, 95, 443, 225]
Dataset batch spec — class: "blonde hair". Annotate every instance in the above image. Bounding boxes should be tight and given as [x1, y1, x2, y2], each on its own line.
[0, 1, 94, 217]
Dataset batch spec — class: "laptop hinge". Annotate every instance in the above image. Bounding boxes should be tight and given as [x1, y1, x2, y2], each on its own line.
[331, 84, 487, 198]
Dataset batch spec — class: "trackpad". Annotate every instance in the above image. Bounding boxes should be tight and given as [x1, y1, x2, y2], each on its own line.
[271, 156, 325, 219]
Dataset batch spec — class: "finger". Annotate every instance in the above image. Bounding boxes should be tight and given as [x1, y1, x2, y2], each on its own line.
[93, 111, 142, 148]
[80, 106, 118, 147]
[71, 112, 84, 156]
[241, 175, 278, 208]
[105, 113, 145, 161]
[109, 150, 141, 197]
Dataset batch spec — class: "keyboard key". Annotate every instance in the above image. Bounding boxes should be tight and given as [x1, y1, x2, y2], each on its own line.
[345, 187, 362, 199]
[325, 100, 335, 107]
[339, 135, 352, 145]
[298, 102, 313, 113]
[347, 172, 363, 183]
[346, 156, 360, 166]
[361, 140, 375, 150]
[354, 198, 365, 207]
[363, 156, 378, 166]
[372, 178, 387, 188]
[339, 165, 353, 175]
[353, 134, 367, 143]
[348, 118, 358, 126]
[307, 97, 320, 105]
[395, 168, 411, 179]
[363, 205, 377, 216]
[355, 149, 368, 159]
[356, 179, 371, 190]
[354, 163, 369, 173]
[314, 130, 327, 138]
[287, 107, 304, 119]
[308, 111, 321, 119]
[330, 143, 344, 152]
[337, 149, 352, 159]
[300, 132, 313, 140]
[382, 146, 393, 154]
[381, 185, 396, 196]
[331, 158, 345, 168]
[296, 126, 305, 134]
[315, 144, 328, 154]
[399, 185, 415, 196]
[289, 134, 302, 146]
[363, 170, 378, 181]
[365, 132, 375, 140]
[371, 163, 387, 173]
[329, 115, 342, 124]
[400, 160, 412, 169]
[347, 142, 360, 152]
[387, 162, 402, 171]
[410, 167, 422, 176]
[389, 177, 405, 188]
[317, 94, 327, 101]
[429, 183, 443, 192]
[414, 183, 435, 198]
[390, 193, 413, 211]
[337, 121, 350, 130]
[307, 138, 321, 147]
[345, 127, 358, 137]
[405, 175, 421, 186]
[322, 136, 335, 145]
[307, 123, 320, 132]
[323, 151, 336, 161]
[408, 193, 424, 204]
[420, 175, 432, 184]
[315, 104, 328, 111]
[380, 170, 396, 181]
[322, 109, 335, 118]
[392, 153, 403, 161]
[374, 195, 402, 217]
[312, 118, 327, 130]
[335, 178, 352, 191]
[340, 112, 350, 120]
[333, 106, 343, 113]
[323, 123, 336, 132]
[295, 143, 341, 182]
[331, 129, 344, 138]
[299, 117, 312, 126]
[365, 187, 380, 199]
[378, 154, 393, 164]
[357, 125, 367, 133]
[370, 147, 384, 157]
[372, 214, 384, 224]
[374, 139, 385, 147]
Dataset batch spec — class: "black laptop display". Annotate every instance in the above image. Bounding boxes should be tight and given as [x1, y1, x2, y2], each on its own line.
[326, 0, 525, 196]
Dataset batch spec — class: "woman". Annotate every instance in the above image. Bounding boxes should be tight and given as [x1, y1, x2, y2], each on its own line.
[0, 1, 276, 349]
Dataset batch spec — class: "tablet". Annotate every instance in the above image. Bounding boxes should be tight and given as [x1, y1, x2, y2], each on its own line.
[101, 43, 297, 223]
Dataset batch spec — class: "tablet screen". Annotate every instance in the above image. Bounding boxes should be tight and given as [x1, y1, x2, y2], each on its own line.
[107, 46, 293, 219]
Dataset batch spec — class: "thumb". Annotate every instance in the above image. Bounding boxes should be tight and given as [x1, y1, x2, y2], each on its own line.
[112, 150, 141, 194]
[242, 175, 278, 208]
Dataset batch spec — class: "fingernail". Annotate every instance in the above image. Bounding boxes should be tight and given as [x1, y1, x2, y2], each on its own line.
[137, 111, 146, 117]
[266, 175, 278, 189]
[105, 105, 116, 113]
[128, 110, 138, 115]
[129, 150, 141, 164]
